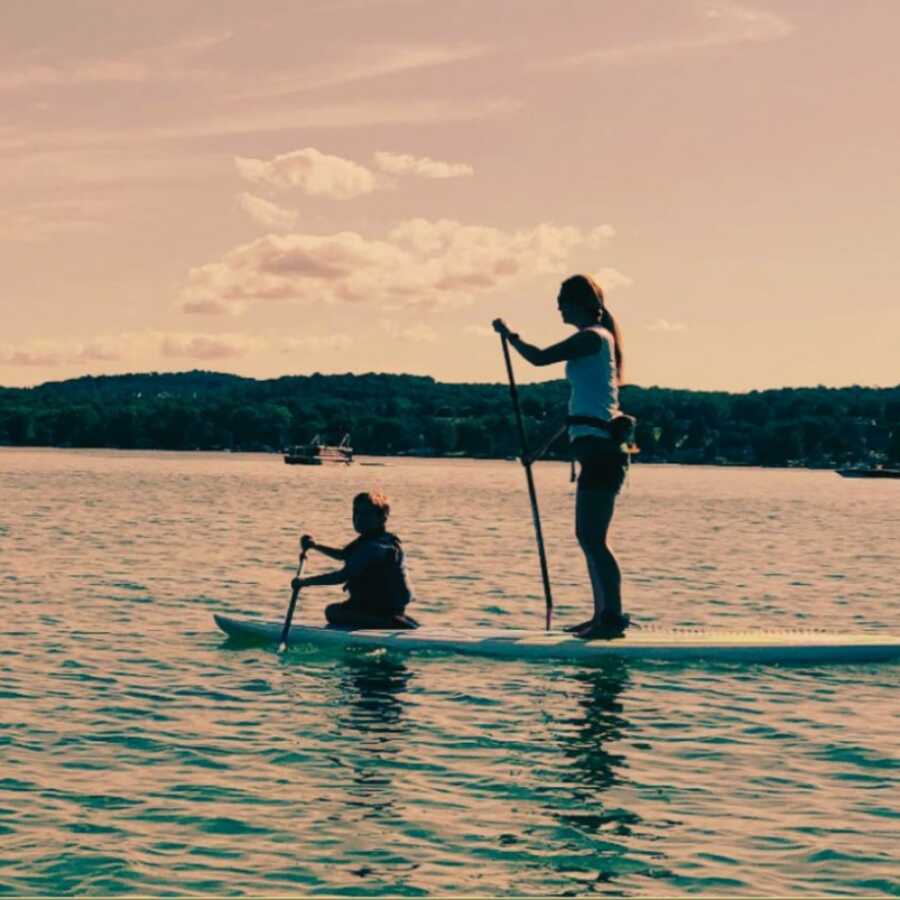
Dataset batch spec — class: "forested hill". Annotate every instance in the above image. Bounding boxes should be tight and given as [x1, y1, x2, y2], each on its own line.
[1, 370, 899, 468]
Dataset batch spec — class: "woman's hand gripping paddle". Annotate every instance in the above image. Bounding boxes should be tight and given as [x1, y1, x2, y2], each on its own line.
[278, 544, 308, 653]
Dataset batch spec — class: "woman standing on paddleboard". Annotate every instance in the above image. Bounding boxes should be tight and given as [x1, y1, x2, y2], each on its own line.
[493, 274, 631, 640]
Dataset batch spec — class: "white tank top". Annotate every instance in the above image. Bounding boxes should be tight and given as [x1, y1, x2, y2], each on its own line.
[566, 325, 619, 441]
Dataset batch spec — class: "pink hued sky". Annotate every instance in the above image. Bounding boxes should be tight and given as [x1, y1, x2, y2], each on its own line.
[2, 1, 898, 391]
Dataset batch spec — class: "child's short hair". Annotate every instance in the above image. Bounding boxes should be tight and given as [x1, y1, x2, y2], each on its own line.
[353, 491, 390, 522]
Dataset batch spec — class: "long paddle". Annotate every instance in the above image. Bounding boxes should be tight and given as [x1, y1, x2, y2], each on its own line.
[499, 333, 554, 630]
[278, 546, 309, 653]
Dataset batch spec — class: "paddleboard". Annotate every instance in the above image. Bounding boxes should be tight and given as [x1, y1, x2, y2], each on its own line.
[214, 615, 900, 665]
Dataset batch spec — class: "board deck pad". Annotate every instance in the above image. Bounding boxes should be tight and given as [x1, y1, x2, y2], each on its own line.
[214, 615, 900, 665]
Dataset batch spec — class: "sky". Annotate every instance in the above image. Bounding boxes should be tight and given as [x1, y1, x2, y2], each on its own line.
[2, 0, 899, 391]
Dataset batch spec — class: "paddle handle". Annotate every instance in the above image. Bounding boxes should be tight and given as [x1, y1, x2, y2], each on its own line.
[278, 550, 308, 653]
[500, 334, 553, 630]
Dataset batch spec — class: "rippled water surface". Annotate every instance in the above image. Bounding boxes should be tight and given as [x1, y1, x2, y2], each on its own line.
[1, 448, 898, 896]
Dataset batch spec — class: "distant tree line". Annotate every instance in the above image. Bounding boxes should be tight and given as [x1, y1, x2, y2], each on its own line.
[1, 370, 898, 468]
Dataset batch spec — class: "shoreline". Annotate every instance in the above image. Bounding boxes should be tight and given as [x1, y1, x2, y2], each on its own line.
[3, 371, 897, 471]
[1, 444, 887, 473]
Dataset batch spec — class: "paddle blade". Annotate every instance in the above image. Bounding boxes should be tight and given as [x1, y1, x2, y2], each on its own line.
[276, 549, 307, 655]
[278, 586, 301, 651]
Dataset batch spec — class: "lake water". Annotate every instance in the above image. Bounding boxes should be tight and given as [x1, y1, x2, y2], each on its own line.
[1, 448, 898, 896]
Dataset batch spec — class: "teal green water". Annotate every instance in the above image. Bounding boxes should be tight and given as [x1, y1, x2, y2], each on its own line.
[1, 449, 898, 896]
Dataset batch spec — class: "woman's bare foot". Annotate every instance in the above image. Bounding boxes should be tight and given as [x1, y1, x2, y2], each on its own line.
[575, 613, 631, 641]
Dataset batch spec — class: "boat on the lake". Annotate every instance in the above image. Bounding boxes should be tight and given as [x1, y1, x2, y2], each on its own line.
[284, 434, 353, 466]
[836, 466, 900, 479]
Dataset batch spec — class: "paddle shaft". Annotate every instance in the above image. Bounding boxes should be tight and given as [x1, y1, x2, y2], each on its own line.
[278, 549, 308, 652]
[500, 334, 553, 630]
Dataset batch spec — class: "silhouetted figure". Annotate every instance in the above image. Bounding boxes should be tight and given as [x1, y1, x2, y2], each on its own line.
[493, 274, 633, 640]
[293, 492, 418, 629]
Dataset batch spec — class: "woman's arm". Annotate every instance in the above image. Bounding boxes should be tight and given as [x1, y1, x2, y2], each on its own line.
[522, 423, 567, 465]
[493, 319, 602, 367]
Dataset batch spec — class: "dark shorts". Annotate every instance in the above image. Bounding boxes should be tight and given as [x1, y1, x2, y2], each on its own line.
[572, 436, 629, 493]
[325, 600, 417, 630]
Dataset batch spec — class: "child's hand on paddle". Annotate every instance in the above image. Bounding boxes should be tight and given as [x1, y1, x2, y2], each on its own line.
[492, 318, 512, 338]
[300, 534, 316, 551]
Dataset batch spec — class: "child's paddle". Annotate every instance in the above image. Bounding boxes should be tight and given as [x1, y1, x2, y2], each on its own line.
[278, 546, 308, 653]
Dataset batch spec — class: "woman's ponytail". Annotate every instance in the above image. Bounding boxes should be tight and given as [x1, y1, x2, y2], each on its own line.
[599, 304, 624, 385]
[576, 273, 624, 385]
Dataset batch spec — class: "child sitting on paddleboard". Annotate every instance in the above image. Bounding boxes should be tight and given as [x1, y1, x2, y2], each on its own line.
[292, 491, 418, 630]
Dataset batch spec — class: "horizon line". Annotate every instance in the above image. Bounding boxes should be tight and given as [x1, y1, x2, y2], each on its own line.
[2, 368, 898, 396]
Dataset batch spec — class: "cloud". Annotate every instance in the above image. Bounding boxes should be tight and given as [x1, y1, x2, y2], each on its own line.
[373, 151, 474, 179]
[237, 192, 298, 230]
[0, 334, 161, 366]
[0, 337, 133, 366]
[540, 2, 793, 70]
[232, 147, 473, 212]
[0, 61, 148, 91]
[0, 340, 78, 366]
[381, 321, 438, 343]
[591, 225, 616, 241]
[0, 31, 231, 91]
[4, 99, 521, 169]
[148, 96, 521, 142]
[158, 332, 265, 360]
[280, 335, 354, 352]
[463, 324, 494, 338]
[229, 43, 489, 101]
[179, 297, 247, 317]
[0, 201, 104, 242]
[593, 267, 633, 290]
[648, 318, 687, 332]
[79, 337, 128, 361]
[179, 218, 622, 315]
[0, 331, 264, 367]
[235, 148, 377, 198]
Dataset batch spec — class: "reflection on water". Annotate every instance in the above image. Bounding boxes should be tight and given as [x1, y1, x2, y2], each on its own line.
[545, 661, 664, 888]
[563, 661, 631, 791]
[337, 651, 413, 737]
[330, 651, 412, 833]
